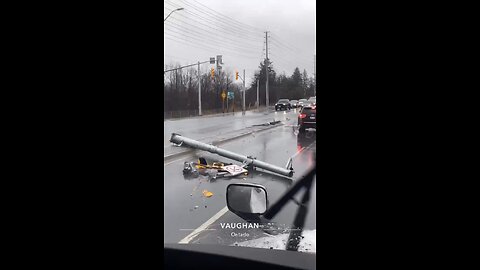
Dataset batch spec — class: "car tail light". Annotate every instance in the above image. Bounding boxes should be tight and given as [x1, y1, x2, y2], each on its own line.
[299, 113, 307, 119]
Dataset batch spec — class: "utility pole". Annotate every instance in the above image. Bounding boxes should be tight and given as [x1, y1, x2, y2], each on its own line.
[314, 54, 316, 97]
[265, 31, 269, 108]
[257, 79, 259, 111]
[198, 61, 202, 116]
[242, 69, 246, 115]
[226, 76, 229, 112]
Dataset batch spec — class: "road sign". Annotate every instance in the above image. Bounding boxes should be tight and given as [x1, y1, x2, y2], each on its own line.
[228, 91, 234, 100]
[223, 165, 247, 176]
[221, 91, 226, 99]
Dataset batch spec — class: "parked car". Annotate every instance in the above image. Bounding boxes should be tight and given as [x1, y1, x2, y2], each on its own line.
[289, 100, 299, 108]
[297, 99, 308, 108]
[275, 99, 291, 111]
[298, 105, 316, 132]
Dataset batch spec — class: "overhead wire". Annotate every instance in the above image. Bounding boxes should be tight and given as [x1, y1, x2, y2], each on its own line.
[164, 33, 262, 60]
[165, 1, 263, 43]
[163, 7, 263, 49]
[182, 0, 265, 34]
[164, 21, 261, 54]
[164, 18, 262, 52]
[173, 0, 264, 39]
[269, 39, 314, 63]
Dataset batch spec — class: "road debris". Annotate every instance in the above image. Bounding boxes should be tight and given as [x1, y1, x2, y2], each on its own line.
[171, 134, 294, 177]
[202, 190, 213, 198]
[252, 120, 282, 127]
[182, 156, 250, 179]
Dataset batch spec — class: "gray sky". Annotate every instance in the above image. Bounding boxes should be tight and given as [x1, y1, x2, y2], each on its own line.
[164, 0, 316, 86]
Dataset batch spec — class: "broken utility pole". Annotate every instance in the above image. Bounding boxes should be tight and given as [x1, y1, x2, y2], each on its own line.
[170, 133, 294, 177]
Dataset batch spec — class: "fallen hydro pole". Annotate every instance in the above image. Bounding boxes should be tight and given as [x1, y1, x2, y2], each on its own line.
[170, 133, 294, 177]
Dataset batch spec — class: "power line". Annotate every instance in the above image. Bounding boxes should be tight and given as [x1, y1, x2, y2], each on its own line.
[269, 39, 313, 62]
[184, 0, 264, 34]
[164, 20, 262, 53]
[267, 41, 312, 66]
[268, 50, 313, 74]
[165, 25, 262, 55]
[171, 0, 264, 38]
[270, 32, 305, 51]
[164, 33, 262, 59]
[165, 1, 263, 42]
[164, 6, 264, 47]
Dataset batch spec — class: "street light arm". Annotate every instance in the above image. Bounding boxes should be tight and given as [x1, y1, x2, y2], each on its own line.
[164, 11, 174, 22]
[164, 8, 184, 22]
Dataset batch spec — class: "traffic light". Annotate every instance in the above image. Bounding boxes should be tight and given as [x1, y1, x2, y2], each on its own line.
[235, 71, 238, 80]
[211, 68, 215, 79]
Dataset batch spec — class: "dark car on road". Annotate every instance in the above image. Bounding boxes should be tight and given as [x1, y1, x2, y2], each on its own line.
[298, 105, 316, 132]
[275, 99, 291, 111]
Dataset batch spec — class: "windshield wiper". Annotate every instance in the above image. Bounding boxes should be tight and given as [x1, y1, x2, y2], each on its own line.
[263, 165, 316, 251]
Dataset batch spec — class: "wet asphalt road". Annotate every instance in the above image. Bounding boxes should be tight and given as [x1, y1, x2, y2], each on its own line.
[164, 108, 299, 147]
[164, 109, 316, 245]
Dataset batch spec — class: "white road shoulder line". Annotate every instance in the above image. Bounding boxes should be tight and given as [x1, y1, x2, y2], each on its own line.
[178, 206, 229, 244]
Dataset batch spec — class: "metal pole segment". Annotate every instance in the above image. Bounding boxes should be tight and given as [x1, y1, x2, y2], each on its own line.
[198, 61, 202, 116]
[164, 61, 210, 73]
[170, 133, 294, 177]
[257, 79, 259, 111]
[242, 69, 246, 115]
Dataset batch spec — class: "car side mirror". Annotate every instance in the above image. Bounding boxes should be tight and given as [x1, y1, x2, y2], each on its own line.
[226, 183, 268, 215]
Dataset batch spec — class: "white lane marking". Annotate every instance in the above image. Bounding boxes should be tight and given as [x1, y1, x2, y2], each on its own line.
[178, 206, 229, 244]
[164, 155, 191, 166]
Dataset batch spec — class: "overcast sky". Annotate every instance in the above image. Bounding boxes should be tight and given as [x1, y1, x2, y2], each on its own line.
[164, 0, 315, 86]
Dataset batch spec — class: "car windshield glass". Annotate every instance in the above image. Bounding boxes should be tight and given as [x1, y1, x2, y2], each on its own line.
[164, 0, 316, 261]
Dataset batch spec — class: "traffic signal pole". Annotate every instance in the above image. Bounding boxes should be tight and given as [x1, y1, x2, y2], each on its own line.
[198, 61, 202, 116]
[237, 70, 246, 116]
[164, 56, 220, 117]
[257, 79, 259, 111]
[242, 69, 246, 115]
[265, 31, 269, 108]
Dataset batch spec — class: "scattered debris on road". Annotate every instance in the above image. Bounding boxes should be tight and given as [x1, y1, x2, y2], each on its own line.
[171, 133, 294, 177]
[182, 156, 250, 179]
[252, 120, 282, 127]
[202, 190, 213, 198]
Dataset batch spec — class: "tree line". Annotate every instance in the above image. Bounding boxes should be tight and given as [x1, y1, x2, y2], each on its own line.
[164, 60, 316, 112]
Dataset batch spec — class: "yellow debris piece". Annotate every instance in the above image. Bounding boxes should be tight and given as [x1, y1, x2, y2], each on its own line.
[202, 190, 213, 198]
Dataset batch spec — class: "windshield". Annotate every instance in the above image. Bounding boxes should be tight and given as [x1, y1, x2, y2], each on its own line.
[164, 0, 316, 262]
